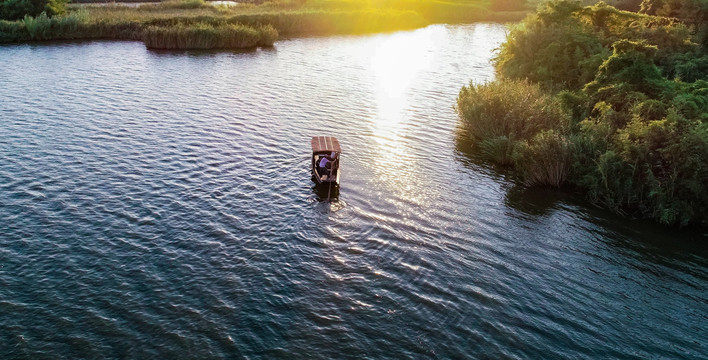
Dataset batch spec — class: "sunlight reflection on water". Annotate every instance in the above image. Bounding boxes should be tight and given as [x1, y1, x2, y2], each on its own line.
[365, 28, 444, 205]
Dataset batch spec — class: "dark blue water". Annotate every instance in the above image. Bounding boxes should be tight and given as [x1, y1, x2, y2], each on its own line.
[1, 24, 707, 358]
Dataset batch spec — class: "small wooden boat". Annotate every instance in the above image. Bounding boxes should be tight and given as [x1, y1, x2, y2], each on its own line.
[311, 136, 341, 186]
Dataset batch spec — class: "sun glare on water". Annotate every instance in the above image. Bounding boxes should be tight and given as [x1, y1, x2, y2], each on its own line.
[370, 28, 437, 132]
[337, 26, 444, 207]
[368, 28, 439, 191]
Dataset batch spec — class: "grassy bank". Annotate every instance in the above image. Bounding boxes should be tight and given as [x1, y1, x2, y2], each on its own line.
[456, 0, 708, 227]
[0, 0, 529, 49]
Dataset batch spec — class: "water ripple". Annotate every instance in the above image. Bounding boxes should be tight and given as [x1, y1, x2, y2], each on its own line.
[1, 25, 707, 359]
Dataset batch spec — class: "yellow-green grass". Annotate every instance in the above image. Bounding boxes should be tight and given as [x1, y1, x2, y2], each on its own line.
[1, 0, 529, 48]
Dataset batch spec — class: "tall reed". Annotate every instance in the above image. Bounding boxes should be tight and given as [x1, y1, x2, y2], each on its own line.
[142, 23, 277, 49]
[23, 12, 51, 39]
[456, 79, 570, 143]
[513, 130, 572, 187]
[456, 79, 573, 186]
[22, 9, 87, 40]
[153, 0, 211, 10]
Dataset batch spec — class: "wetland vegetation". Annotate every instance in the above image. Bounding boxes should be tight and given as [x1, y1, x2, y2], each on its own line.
[0, 0, 528, 49]
[457, 0, 708, 227]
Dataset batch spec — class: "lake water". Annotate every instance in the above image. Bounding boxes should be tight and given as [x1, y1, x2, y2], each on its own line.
[1, 24, 706, 358]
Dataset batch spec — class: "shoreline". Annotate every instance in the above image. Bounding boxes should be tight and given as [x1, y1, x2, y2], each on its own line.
[0, 0, 527, 49]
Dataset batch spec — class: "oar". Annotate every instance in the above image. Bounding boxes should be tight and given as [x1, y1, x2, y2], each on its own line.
[326, 158, 333, 202]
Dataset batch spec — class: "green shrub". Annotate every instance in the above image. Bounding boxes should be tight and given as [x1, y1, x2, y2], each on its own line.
[495, 5, 609, 90]
[496, 0, 704, 90]
[615, 111, 708, 225]
[0, 0, 68, 20]
[0, 18, 26, 41]
[640, 0, 708, 40]
[672, 53, 708, 82]
[584, 40, 666, 99]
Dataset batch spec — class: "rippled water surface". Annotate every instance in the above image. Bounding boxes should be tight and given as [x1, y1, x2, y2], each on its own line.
[1, 24, 707, 358]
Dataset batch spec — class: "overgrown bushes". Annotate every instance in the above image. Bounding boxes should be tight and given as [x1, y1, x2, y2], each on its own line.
[457, 0, 708, 227]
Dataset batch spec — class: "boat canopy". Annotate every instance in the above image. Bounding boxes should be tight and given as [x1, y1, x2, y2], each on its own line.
[311, 136, 341, 154]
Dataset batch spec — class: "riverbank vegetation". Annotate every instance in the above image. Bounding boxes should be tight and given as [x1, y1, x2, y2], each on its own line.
[0, 0, 529, 49]
[457, 0, 708, 227]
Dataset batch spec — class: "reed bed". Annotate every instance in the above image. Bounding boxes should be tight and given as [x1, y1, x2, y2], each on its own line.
[456, 80, 570, 142]
[143, 22, 276, 49]
[155, 0, 212, 10]
[456, 80, 573, 187]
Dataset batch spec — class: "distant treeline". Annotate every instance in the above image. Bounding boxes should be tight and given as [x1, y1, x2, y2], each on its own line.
[69, 0, 161, 3]
[457, 0, 708, 227]
[67, 0, 263, 3]
[0, 0, 529, 49]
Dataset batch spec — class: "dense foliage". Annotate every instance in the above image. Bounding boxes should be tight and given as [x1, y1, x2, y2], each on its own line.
[457, 0, 708, 227]
[0, 0, 68, 20]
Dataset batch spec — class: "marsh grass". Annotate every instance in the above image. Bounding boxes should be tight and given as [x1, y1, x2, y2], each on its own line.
[456, 79, 573, 187]
[456, 79, 570, 142]
[1, 0, 528, 47]
[513, 130, 572, 187]
[143, 22, 276, 49]
[479, 136, 515, 166]
[21, 8, 88, 39]
[23, 12, 50, 39]
[158, 0, 211, 10]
